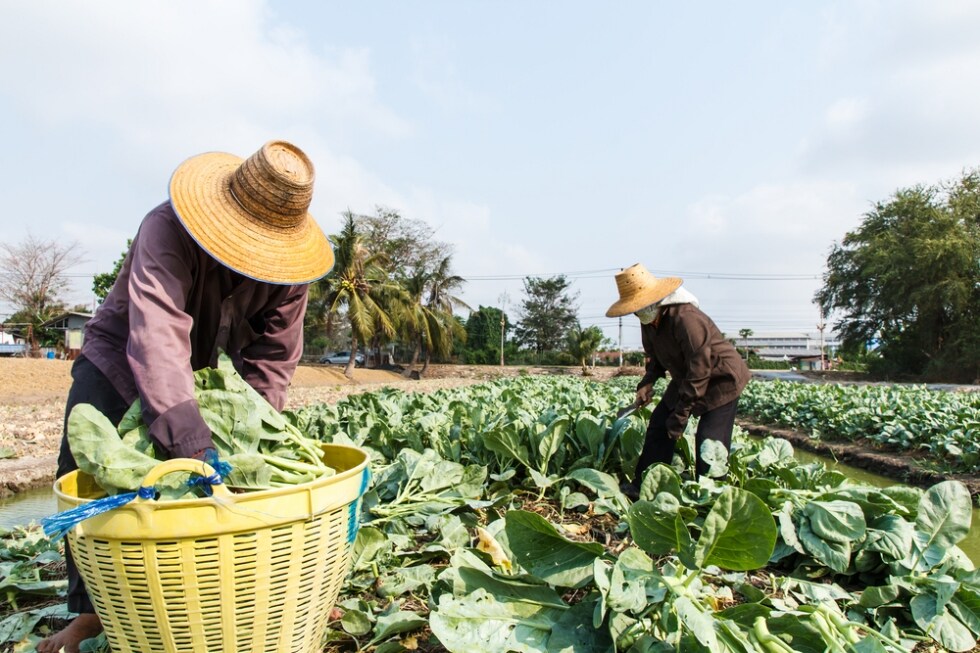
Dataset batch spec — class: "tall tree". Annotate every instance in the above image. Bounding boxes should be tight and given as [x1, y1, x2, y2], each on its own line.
[566, 324, 605, 374]
[514, 275, 579, 355]
[816, 170, 980, 381]
[314, 212, 399, 378]
[398, 257, 469, 377]
[354, 206, 450, 279]
[0, 235, 84, 355]
[738, 328, 754, 361]
[462, 306, 508, 364]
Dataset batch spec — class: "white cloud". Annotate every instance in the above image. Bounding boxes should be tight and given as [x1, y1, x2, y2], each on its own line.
[800, 2, 980, 186]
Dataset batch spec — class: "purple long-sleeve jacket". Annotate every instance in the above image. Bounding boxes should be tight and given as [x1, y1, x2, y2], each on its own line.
[81, 202, 309, 458]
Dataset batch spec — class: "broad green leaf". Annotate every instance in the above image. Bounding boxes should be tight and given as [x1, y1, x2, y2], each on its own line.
[440, 550, 567, 609]
[536, 417, 569, 474]
[700, 439, 729, 478]
[798, 520, 851, 574]
[352, 527, 390, 572]
[638, 464, 681, 501]
[67, 404, 160, 495]
[484, 425, 532, 469]
[368, 609, 427, 646]
[777, 503, 805, 554]
[429, 589, 560, 653]
[860, 515, 913, 561]
[695, 487, 776, 571]
[0, 603, 69, 642]
[505, 510, 603, 588]
[803, 500, 866, 544]
[949, 587, 980, 637]
[341, 609, 372, 636]
[573, 414, 606, 453]
[627, 494, 689, 557]
[378, 564, 437, 598]
[600, 548, 654, 615]
[673, 596, 718, 649]
[566, 468, 622, 500]
[222, 453, 273, 490]
[756, 438, 794, 468]
[859, 583, 901, 608]
[546, 598, 612, 652]
[910, 593, 977, 652]
[915, 481, 972, 560]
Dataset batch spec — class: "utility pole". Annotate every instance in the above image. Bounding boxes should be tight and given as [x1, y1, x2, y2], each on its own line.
[816, 316, 826, 371]
[618, 267, 624, 367]
[498, 292, 508, 367]
[618, 316, 623, 367]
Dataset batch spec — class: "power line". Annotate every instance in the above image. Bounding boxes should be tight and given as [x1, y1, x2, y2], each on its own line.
[461, 268, 821, 281]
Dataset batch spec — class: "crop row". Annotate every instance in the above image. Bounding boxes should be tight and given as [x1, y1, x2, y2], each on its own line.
[738, 380, 980, 473]
[1, 375, 976, 652]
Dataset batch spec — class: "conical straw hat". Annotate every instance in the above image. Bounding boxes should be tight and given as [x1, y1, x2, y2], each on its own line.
[169, 140, 334, 284]
[605, 264, 683, 317]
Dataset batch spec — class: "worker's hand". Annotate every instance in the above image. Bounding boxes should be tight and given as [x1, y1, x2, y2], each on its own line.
[635, 384, 653, 408]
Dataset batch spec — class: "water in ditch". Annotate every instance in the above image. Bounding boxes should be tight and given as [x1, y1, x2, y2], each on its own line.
[790, 448, 980, 564]
[0, 485, 58, 531]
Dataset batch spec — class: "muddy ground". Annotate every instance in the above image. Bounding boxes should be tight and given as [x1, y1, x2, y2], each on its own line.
[1, 358, 976, 500]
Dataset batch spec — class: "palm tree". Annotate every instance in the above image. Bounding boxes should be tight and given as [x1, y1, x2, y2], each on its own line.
[397, 257, 470, 378]
[420, 256, 469, 375]
[566, 325, 605, 375]
[317, 212, 397, 378]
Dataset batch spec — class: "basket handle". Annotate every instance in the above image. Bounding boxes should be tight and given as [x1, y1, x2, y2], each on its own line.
[138, 458, 234, 498]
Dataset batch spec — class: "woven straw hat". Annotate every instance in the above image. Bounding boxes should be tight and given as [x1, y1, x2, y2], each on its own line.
[169, 140, 334, 284]
[605, 264, 683, 317]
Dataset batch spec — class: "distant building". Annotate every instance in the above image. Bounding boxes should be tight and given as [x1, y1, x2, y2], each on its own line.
[42, 311, 92, 360]
[733, 331, 840, 370]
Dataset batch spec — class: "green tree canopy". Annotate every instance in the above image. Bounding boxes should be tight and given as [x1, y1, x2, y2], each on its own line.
[816, 169, 980, 381]
[566, 324, 605, 373]
[462, 305, 509, 364]
[514, 275, 579, 355]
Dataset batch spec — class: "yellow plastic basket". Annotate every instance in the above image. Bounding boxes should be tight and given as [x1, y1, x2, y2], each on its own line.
[54, 443, 369, 653]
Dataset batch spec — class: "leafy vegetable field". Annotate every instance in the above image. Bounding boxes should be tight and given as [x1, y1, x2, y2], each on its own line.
[2, 376, 978, 652]
[739, 380, 980, 474]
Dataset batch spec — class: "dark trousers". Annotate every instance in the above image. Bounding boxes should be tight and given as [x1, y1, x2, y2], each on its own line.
[634, 398, 739, 483]
[58, 356, 130, 614]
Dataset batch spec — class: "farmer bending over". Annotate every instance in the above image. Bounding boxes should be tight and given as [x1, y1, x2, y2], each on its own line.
[39, 140, 334, 653]
[606, 264, 750, 500]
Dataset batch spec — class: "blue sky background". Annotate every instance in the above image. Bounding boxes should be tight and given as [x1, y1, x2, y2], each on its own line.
[2, 1, 979, 349]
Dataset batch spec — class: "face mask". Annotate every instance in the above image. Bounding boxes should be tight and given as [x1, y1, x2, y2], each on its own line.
[634, 304, 661, 325]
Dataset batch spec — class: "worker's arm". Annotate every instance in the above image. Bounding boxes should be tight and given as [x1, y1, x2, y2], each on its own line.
[665, 313, 713, 440]
[239, 285, 309, 411]
[125, 212, 213, 459]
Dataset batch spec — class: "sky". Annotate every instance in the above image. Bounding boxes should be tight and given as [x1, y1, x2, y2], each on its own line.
[2, 1, 980, 350]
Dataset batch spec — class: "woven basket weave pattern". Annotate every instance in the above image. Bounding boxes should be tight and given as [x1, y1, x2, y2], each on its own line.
[57, 444, 368, 653]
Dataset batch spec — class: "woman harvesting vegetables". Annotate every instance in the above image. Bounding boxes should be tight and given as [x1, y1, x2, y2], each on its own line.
[39, 140, 334, 653]
[607, 264, 750, 500]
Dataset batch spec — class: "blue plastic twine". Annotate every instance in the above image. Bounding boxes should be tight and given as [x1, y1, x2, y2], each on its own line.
[347, 467, 371, 544]
[42, 452, 233, 541]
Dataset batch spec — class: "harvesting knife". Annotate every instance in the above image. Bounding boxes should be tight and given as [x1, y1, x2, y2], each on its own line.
[616, 402, 638, 419]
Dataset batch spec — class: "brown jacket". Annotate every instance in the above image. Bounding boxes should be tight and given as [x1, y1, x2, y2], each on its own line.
[638, 303, 750, 439]
[82, 202, 309, 459]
